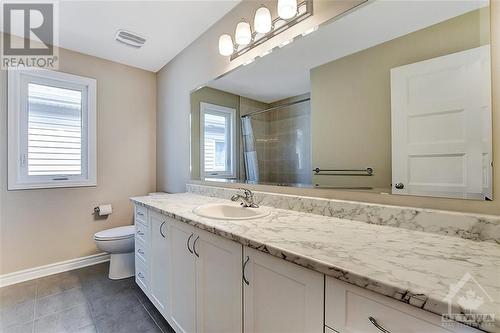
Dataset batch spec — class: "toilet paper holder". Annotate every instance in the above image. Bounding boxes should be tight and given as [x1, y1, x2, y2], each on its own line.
[93, 204, 113, 216]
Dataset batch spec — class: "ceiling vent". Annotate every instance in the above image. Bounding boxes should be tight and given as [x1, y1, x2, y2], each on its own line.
[115, 30, 146, 48]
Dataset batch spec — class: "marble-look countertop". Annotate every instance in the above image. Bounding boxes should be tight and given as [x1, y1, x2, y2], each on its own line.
[131, 193, 500, 332]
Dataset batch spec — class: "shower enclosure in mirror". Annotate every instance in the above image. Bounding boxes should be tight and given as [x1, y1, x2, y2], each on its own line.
[191, 0, 492, 201]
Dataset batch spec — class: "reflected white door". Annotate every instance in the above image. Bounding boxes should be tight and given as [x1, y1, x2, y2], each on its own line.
[391, 45, 492, 199]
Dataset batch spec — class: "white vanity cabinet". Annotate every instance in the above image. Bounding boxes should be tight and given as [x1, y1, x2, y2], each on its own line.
[134, 204, 150, 295]
[325, 277, 480, 333]
[243, 247, 324, 333]
[135, 203, 476, 333]
[169, 218, 197, 333]
[149, 210, 171, 317]
[169, 217, 243, 333]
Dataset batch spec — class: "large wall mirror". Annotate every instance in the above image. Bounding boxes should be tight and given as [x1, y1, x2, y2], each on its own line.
[191, 0, 492, 201]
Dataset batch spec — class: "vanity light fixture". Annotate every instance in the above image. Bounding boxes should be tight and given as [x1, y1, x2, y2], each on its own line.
[218, 34, 234, 56]
[278, 0, 298, 19]
[235, 20, 252, 46]
[217, 0, 313, 60]
[254, 6, 272, 34]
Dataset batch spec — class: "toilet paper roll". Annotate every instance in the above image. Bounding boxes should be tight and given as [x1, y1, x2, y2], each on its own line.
[97, 204, 112, 216]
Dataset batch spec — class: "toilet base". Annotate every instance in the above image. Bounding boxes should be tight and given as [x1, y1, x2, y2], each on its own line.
[108, 252, 135, 280]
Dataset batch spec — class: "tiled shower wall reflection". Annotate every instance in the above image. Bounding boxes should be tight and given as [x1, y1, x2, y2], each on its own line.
[248, 94, 312, 185]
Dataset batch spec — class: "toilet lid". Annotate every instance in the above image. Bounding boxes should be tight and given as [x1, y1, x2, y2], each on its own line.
[94, 225, 135, 241]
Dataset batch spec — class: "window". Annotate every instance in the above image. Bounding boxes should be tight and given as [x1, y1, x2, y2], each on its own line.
[200, 102, 236, 178]
[8, 69, 97, 189]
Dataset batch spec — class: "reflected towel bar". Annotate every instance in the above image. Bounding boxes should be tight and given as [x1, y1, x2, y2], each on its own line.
[313, 167, 373, 176]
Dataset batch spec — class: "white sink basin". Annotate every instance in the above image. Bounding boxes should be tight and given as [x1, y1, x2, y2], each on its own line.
[193, 203, 270, 220]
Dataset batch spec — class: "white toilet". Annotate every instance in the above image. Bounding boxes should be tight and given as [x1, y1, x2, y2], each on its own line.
[94, 225, 135, 280]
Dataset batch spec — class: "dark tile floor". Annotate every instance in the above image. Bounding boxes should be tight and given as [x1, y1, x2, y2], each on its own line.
[0, 263, 175, 333]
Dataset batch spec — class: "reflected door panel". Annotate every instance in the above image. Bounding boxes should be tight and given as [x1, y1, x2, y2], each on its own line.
[391, 45, 492, 199]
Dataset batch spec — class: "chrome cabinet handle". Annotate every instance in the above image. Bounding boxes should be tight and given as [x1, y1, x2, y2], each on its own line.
[137, 230, 144, 236]
[187, 233, 194, 254]
[159, 221, 166, 238]
[138, 272, 144, 279]
[193, 236, 200, 257]
[138, 249, 144, 255]
[242, 256, 250, 285]
[368, 317, 391, 333]
[137, 211, 144, 216]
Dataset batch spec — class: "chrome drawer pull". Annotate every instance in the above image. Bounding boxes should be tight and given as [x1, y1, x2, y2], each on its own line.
[187, 233, 194, 254]
[138, 272, 145, 279]
[368, 317, 391, 333]
[137, 230, 144, 236]
[137, 211, 144, 216]
[193, 236, 200, 257]
[138, 249, 144, 255]
[160, 221, 166, 238]
[242, 256, 250, 285]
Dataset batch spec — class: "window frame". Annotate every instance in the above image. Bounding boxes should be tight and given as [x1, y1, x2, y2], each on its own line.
[199, 102, 237, 179]
[7, 69, 97, 190]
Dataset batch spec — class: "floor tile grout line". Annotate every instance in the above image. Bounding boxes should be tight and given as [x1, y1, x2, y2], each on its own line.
[85, 297, 99, 333]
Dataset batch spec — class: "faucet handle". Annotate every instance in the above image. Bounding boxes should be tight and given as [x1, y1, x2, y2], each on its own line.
[239, 188, 253, 198]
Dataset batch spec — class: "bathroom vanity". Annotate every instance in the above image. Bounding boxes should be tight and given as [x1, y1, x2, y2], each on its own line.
[131, 188, 499, 333]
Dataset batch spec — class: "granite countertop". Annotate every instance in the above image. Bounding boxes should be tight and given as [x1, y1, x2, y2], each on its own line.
[131, 193, 500, 332]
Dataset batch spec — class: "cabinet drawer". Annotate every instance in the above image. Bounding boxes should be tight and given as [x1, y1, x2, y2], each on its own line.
[135, 238, 148, 263]
[135, 205, 148, 224]
[135, 257, 149, 293]
[135, 222, 148, 243]
[326, 277, 479, 333]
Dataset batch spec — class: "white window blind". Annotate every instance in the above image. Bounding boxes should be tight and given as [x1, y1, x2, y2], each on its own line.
[27, 83, 83, 176]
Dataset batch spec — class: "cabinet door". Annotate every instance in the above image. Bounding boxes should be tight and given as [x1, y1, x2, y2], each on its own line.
[169, 220, 197, 333]
[149, 211, 170, 318]
[195, 229, 242, 333]
[243, 247, 324, 333]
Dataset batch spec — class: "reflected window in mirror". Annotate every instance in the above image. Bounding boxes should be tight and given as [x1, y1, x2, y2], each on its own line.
[200, 103, 237, 179]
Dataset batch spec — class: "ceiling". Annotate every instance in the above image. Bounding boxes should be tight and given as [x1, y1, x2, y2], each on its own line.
[4, 1, 240, 72]
[208, 0, 488, 103]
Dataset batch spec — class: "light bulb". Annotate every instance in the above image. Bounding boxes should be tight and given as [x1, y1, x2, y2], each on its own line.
[235, 20, 252, 46]
[278, 0, 297, 19]
[254, 6, 272, 34]
[218, 34, 234, 56]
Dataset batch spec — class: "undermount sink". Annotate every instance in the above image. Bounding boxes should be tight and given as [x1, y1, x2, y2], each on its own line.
[193, 203, 270, 220]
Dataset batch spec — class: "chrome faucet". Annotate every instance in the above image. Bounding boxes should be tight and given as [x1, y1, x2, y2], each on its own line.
[231, 188, 259, 208]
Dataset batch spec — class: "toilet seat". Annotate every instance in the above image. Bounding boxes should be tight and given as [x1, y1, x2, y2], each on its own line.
[94, 225, 134, 241]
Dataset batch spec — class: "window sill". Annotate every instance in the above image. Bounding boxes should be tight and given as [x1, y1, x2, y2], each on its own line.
[8, 180, 97, 191]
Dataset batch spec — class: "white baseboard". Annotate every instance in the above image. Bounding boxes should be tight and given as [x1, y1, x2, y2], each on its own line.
[0, 253, 110, 288]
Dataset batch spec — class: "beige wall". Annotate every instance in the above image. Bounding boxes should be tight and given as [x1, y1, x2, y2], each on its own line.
[0, 40, 157, 274]
[190, 86, 240, 179]
[158, 0, 500, 215]
[311, 8, 488, 191]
